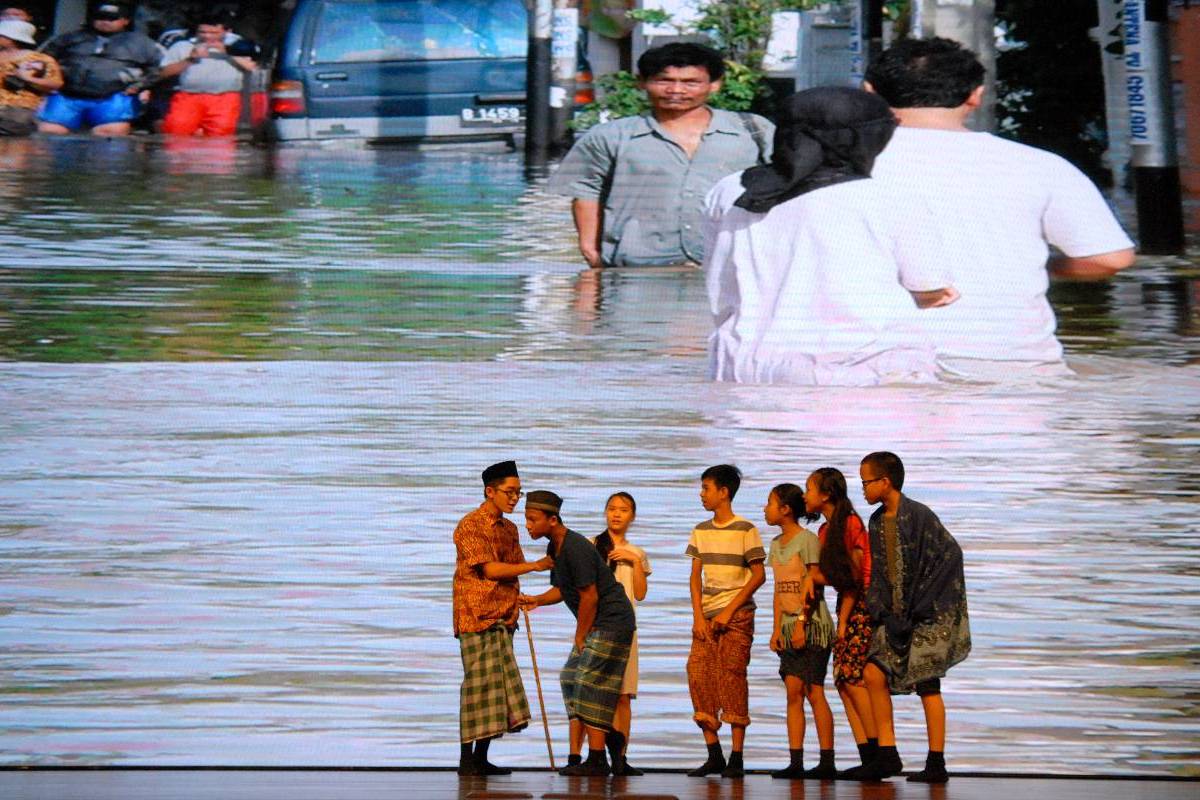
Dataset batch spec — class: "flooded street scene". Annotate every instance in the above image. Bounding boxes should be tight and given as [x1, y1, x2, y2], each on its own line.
[0, 134, 1198, 777]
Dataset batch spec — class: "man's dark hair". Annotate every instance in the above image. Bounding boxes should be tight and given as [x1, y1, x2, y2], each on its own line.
[637, 42, 725, 82]
[864, 37, 985, 109]
[862, 451, 905, 491]
[701, 464, 742, 500]
[193, 11, 231, 28]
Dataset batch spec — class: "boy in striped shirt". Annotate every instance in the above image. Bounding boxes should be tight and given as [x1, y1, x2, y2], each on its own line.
[685, 464, 767, 778]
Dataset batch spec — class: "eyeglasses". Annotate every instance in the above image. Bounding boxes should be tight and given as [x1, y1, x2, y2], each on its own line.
[496, 488, 524, 499]
[861, 477, 887, 487]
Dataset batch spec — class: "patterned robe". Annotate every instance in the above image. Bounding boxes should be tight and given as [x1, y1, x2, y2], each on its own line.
[865, 495, 971, 693]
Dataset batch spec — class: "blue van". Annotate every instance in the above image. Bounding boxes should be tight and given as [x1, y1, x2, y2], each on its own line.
[271, 0, 529, 142]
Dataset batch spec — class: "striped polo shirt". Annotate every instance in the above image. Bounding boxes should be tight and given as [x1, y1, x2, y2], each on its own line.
[686, 515, 766, 618]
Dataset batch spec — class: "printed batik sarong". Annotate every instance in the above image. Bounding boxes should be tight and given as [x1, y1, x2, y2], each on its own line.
[459, 624, 531, 743]
[560, 629, 632, 731]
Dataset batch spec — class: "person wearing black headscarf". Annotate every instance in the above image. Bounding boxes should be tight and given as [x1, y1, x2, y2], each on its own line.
[735, 86, 897, 213]
[702, 86, 960, 386]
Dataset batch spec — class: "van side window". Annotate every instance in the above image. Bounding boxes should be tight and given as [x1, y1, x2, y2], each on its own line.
[311, 0, 526, 64]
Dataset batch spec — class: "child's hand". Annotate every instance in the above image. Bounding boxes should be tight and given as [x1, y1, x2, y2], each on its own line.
[518, 594, 538, 610]
[692, 617, 710, 641]
[710, 608, 732, 633]
[608, 546, 637, 565]
[770, 630, 784, 652]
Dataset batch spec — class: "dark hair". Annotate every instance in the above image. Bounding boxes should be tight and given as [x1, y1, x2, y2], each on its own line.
[864, 37, 985, 109]
[637, 42, 725, 82]
[808, 468, 862, 593]
[861, 451, 905, 491]
[701, 464, 742, 500]
[596, 491, 637, 571]
[769, 483, 806, 523]
[193, 12, 231, 28]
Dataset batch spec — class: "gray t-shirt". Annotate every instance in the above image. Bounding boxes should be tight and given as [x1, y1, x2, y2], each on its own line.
[162, 38, 247, 94]
[548, 108, 773, 266]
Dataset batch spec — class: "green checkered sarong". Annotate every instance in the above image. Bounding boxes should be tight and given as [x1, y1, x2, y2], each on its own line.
[560, 629, 632, 731]
[459, 624, 531, 743]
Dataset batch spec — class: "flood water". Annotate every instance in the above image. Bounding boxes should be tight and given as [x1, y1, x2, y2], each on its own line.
[0, 137, 1198, 776]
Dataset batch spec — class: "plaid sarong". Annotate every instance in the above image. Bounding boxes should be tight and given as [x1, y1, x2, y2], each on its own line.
[459, 625, 530, 743]
[560, 629, 632, 731]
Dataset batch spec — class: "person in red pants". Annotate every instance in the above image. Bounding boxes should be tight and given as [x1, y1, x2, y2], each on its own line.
[158, 12, 257, 137]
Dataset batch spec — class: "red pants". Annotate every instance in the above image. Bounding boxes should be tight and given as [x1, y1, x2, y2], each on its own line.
[163, 91, 241, 137]
[686, 604, 754, 729]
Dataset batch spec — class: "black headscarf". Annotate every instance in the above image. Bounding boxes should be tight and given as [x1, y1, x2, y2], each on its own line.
[735, 86, 898, 214]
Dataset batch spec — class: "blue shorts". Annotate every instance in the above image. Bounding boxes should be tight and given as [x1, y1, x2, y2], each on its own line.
[38, 92, 140, 130]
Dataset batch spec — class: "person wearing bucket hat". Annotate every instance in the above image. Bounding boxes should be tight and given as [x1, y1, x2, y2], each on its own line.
[0, 18, 61, 136]
[520, 491, 637, 777]
[37, 2, 160, 136]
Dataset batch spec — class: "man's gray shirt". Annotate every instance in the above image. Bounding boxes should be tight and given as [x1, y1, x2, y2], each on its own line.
[548, 108, 773, 266]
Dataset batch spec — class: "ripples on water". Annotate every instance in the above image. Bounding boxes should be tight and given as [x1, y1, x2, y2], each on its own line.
[0, 137, 1198, 775]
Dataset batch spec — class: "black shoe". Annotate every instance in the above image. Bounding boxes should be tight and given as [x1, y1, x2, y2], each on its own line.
[804, 762, 837, 780]
[456, 758, 483, 777]
[856, 751, 903, 782]
[687, 757, 726, 777]
[479, 761, 511, 776]
[836, 764, 865, 780]
[907, 764, 949, 783]
[560, 758, 609, 777]
[721, 762, 745, 779]
[612, 760, 644, 776]
[770, 764, 806, 779]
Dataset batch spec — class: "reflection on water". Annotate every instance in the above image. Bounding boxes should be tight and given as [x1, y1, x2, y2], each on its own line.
[0, 137, 1198, 775]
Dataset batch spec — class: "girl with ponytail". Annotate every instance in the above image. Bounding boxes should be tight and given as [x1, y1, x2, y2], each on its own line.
[803, 467, 878, 778]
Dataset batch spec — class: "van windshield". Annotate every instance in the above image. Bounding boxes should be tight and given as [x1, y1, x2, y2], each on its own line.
[311, 0, 527, 64]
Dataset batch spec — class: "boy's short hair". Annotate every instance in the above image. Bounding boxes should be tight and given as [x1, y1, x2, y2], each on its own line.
[864, 37, 985, 109]
[701, 463, 742, 500]
[637, 42, 725, 82]
[862, 451, 905, 491]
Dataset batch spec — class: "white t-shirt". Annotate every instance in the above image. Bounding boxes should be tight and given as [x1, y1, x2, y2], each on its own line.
[871, 127, 1135, 363]
[703, 172, 951, 386]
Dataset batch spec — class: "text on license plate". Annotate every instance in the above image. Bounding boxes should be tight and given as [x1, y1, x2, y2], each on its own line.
[461, 106, 523, 126]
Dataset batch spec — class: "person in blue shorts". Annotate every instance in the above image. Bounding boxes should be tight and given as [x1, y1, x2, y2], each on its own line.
[37, 2, 160, 136]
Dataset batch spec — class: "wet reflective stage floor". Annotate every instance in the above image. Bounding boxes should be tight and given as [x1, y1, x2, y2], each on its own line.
[1, 769, 1197, 800]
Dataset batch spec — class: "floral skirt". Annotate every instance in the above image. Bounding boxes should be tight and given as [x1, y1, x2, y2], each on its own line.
[832, 595, 872, 687]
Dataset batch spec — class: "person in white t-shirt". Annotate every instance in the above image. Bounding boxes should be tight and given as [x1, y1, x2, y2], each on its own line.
[865, 37, 1136, 374]
[703, 86, 959, 386]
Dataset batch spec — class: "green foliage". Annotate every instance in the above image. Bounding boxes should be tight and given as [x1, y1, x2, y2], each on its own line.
[572, 0, 786, 130]
[710, 61, 762, 111]
[995, 0, 1107, 180]
[571, 71, 649, 131]
[694, 0, 781, 71]
[626, 8, 673, 28]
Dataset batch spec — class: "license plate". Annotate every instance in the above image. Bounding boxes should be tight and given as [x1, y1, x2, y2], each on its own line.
[461, 106, 523, 126]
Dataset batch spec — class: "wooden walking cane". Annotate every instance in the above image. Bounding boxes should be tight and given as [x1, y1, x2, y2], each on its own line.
[522, 607, 556, 770]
